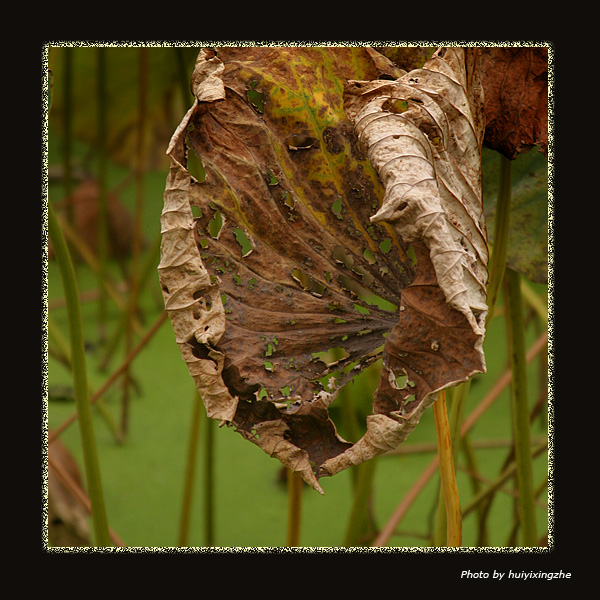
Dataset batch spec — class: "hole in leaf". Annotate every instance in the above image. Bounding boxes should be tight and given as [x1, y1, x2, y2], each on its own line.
[312, 347, 350, 367]
[208, 210, 224, 239]
[339, 275, 387, 308]
[379, 238, 392, 253]
[331, 197, 343, 220]
[291, 268, 326, 297]
[351, 265, 374, 286]
[247, 81, 264, 113]
[333, 246, 353, 269]
[327, 300, 344, 312]
[353, 303, 371, 315]
[233, 228, 254, 257]
[363, 249, 376, 264]
[407, 244, 417, 266]
[184, 136, 206, 182]
[282, 191, 295, 209]
[396, 373, 408, 388]
[191, 204, 202, 219]
[287, 134, 317, 150]
[383, 98, 408, 114]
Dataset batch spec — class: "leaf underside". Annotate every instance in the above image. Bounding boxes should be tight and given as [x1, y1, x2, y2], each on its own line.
[158, 46, 488, 492]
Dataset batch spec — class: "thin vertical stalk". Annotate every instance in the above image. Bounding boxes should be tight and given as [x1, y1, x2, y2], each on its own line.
[179, 390, 203, 547]
[432, 390, 462, 546]
[203, 409, 215, 546]
[344, 458, 378, 546]
[286, 470, 303, 547]
[504, 267, 538, 546]
[48, 202, 112, 547]
[133, 47, 147, 266]
[433, 364, 470, 545]
[62, 47, 74, 227]
[96, 47, 108, 343]
[121, 47, 148, 436]
[461, 434, 489, 544]
[486, 154, 512, 329]
[175, 47, 192, 109]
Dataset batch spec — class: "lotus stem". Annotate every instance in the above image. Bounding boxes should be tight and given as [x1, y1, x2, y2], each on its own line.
[344, 458, 378, 546]
[504, 267, 538, 546]
[286, 470, 303, 546]
[178, 390, 203, 547]
[486, 153, 512, 328]
[48, 201, 112, 547]
[433, 390, 462, 546]
[203, 409, 216, 547]
[96, 47, 109, 342]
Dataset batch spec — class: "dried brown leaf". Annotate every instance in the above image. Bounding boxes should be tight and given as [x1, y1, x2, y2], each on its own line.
[481, 46, 549, 159]
[159, 46, 488, 491]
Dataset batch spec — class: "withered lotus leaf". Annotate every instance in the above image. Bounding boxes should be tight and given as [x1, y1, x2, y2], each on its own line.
[480, 46, 549, 160]
[158, 46, 488, 492]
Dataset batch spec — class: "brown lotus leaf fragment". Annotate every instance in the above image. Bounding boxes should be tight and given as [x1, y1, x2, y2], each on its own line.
[159, 46, 488, 491]
[481, 46, 549, 159]
[48, 437, 91, 547]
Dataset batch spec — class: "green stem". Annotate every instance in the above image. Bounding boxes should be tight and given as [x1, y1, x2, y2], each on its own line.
[286, 470, 303, 547]
[460, 434, 489, 544]
[179, 390, 203, 547]
[486, 154, 512, 329]
[433, 391, 462, 546]
[48, 202, 112, 547]
[62, 48, 74, 226]
[97, 47, 108, 342]
[433, 383, 467, 545]
[203, 409, 215, 546]
[121, 48, 149, 437]
[344, 458, 378, 546]
[504, 267, 538, 546]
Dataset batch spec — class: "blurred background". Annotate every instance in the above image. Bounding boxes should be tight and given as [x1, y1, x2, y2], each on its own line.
[44, 44, 549, 549]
